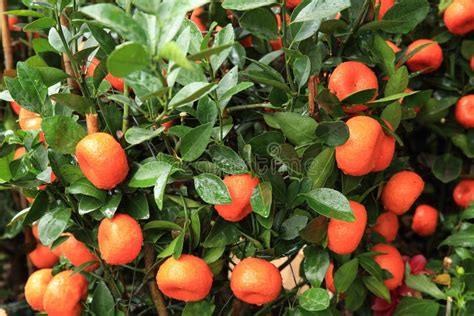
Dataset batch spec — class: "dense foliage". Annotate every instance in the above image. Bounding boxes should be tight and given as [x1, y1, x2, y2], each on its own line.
[0, 0, 473, 315]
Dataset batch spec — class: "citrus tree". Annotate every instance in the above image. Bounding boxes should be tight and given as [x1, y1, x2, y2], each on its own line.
[0, 0, 473, 315]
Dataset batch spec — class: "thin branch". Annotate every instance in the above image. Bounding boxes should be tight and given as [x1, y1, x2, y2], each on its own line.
[0, 0, 14, 71]
[144, 244, 168, 316]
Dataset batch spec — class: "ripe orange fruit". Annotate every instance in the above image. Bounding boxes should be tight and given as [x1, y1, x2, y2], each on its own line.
[214, 174, 260, 222]
[24, 269, 53, 312]
[156, 254, 213, 302]
[13, 147, 26, 160]
[372, 243, 404, 290]
[471, 56, 474, 71]
[270, 14, 290, 51]
[29, 244, 59, 269]
[75, 132, 129, 189]
[18, 108, 45, 142]
[443, 0, 474, 35]
[230, 257, 282, 305]
[190, 7, 206, 32]
[325, 262, 336, 293]
[10, 100, 21, 115]
[335, 116, 384, 176]
[286, 0, 301, 9]
[98, 213, 143, 265]
[372, 212, 399, 242]
[406, 39, 443, 74]
[32, 224, 39, 240]
[373, 121, 396, 172]
[8, 16, 21, 32]
[453, 179, 474, 208]
[43, 270, 88, 316]
[328, 61, 379, 112]
[86, 58, 124, 92]
[381, 171, 425, 215]
[38, 172, 57, 191]
[60, 234, 99, 272]
[454, 95, 474, 128]
[374, 0, 395, 20]
[411, 204, 438, 236]
[328, 200, 368, 255]
[386, 40, 401, 53]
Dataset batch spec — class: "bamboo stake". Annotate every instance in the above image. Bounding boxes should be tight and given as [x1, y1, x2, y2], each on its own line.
[0, 0, 14, 72]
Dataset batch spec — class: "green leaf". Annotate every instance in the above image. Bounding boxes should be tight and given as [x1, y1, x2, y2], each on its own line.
[394, 297, 439, 316]
[303, 247, 330, 288]
[35, 67, 68, 87]
[372, 33, 395, 77]
[385, 66, 409, 97]
[159, 41, 193, 70]
[362, 276, 390, 302]
[202, 246, 226, 264]
[341, 89, 377, 105]
[299, 288, 330, 312]
[345, 279, 367, 311]
[272, 112, 318, 146]
[197, 97, 218, 125]
[144, 220, 182, 231]
[358, 256, 383, 280]
[124, 127, 163, 146]
[78, 196, 102, 216]
[404, 265, 446, 300]
[50, 93, 93, 115]
[125, 192, 150, 220]
[32, 38, 57, 54]
[66, 178, 106, 201]
[4, 9, 43, 17]
[439, 230, 474, 248]
[183, 301, 215, 316]
[129, 161, 174, 188]
[303, 188, 354, 222]
[382, 0, 429, 34]
[222, 0, 276, 10]
[250, 182, 272, 218]
[153, 163, 173, 210]
[461, 204, 474, 220]
[23, 17, 56, 31]
[42, 116, 87, 155]
[220, 82, 254, 101]
[203, 219, 240, 247]
[315, 121, 349, 147]
[180, 123, 213, 162]
[169, 82, 217, 108]
[334, 258, 359, 293]
[80, 4, 147, 43]
[432, 154, 462, 183]
[194, 173, 232, 204]
[281, 214, 308, 240]
[210, 24, 234, 74]
[188, 44, 234, 61]
[292, 56, 311, 89]
[24, 191, 50, 224]
[299, 217, 328, 244]
[38, 207, 71, 246]
[451, 133, 474, 159]
[239, 8, 279, 40]
[107, 42, 150, 77]
[381, 102, 402, 131]
[208, 145, 248, 174]
[91, 281, 115, 316]
[307, 148, 335, 189]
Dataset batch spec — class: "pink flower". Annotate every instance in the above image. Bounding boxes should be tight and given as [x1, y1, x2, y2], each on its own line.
[372, 291, 400, 316]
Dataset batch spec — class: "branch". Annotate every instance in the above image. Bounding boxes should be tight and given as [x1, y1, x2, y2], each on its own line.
[0, 0, 14, 71]
[60, 15, 80, 94]
[308, 75, 319, 120]
[144, 244, 168, 316]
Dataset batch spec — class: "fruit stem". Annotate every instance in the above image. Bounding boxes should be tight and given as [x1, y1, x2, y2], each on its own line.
[0, 0, 14, 71]
[86, 113, 99, 134]
[144, 243, 169, 316]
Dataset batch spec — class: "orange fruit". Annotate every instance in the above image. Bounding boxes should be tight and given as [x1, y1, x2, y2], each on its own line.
[406, 39, 443, 74]
[372, 244, 404, 290]
[411, 204, 438, 236]
[24, 269, 53, 312]
[230, 257, 282, 305]
[381, 171, 425, 215]
[38, 171, 57, 191]
[18, 108, 45, 142]
[43, 270, 88, 316]
[471, 56, 474, 71]
[328, 200, 368, 254]
[453, 179, 474, 208]
[10, 100, 21, 115]
[190, 7, 206, 32]
[286, 0, 301, 9]
[86, 58, 124, 92]
[372, 212, 399, 242]
[13, 147, 26, 160]
[372, 120, 396, 172]
[98, 213, 143, 265]
[60, 234, 99, 272]
[325, 262, 336, 293]
[214, 174, 260, 222]
[328, 61, 379, 112]
[374, 0, 396, 20]
[386, 40, 401, 53]
[8, 16, 21, 32]
[443, 0, 474, 35]
[29, 244, 59, 269]
[454, 95, 474, 128]
[156, 254, 213, 302]
[32, 224, 39, 240]
[270, 14, 290, 51]
[75, 132, 129, 189]
[240, 35, 253, 48]
[335, 116, 384, 176]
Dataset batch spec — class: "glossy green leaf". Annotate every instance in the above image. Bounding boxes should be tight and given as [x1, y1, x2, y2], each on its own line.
[303, 188, 354, 222]
[222, 0, 276, 10]
[315, 121, 349, 147]
[299, 288, 330, 312]
[250, 182, 272, 218]
[66, 178, 106, 201]
[281, 215, 308, 240]
[307, 148, 335, 189]
[91, 281, 115, 316]
[183, 301, 215, 316]
[50, 93, 93, 115]
[42, 116, 86, 155]
[362, 276, 390, 302]
[125, 127, 163, 145]
[432, 153, 462, 183]
[194, 173, 231, 205]
[180, 123, 213, 162]
[272, 112, 318, 146]
[334, 258, 359, 293]
[38, 207, 71, 246]
[129, 161, 173, 188]
[394, 297, 439, 316]
[208, 145, 248, 174]
[303, 247, 330, 288]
